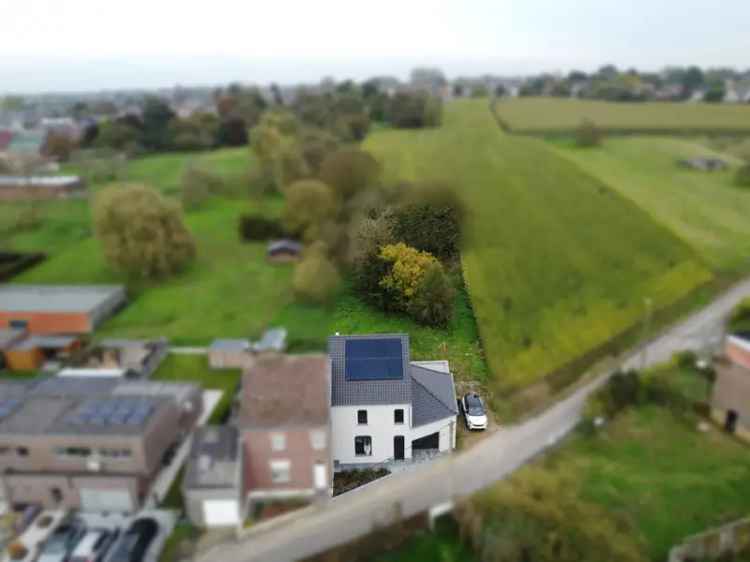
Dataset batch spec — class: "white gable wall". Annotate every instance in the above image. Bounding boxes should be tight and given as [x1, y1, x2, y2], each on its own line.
[331, 404, 412, 465]
[411, 416, 457, 452]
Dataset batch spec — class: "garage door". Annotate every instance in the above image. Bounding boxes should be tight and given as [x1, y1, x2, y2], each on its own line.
[79, 489, 134, 513]
[203, 500, 240, 526]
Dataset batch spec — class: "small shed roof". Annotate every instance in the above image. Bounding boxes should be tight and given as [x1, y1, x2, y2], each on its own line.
[267, 240, 303, 254]
[0, 285, 125, 314]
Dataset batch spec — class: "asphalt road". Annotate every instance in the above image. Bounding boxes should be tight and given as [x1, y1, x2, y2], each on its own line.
[201, 276, 750, 562]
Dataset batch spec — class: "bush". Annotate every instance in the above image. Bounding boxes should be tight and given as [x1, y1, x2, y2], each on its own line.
[319, 149, 381, 202]
[576, 119, 603, 147]
[407, 263, 455, 327]
[736, 164, 750, 188]
[392, 185, 464, 260]
[238, 215, 287, 241]
[181, 164, 224, 211]
[379, 243, 439, 310]
[93, 184, 196, 279]
[674, 350, 698, 369]
[293, 243, 341, 304]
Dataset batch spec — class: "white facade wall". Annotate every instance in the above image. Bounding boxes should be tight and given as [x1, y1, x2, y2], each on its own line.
[331, 404, 412, 465]
[331, 404, 457, 466]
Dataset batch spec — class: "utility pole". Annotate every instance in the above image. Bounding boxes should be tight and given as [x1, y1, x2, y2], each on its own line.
[640, 297, 653, 371]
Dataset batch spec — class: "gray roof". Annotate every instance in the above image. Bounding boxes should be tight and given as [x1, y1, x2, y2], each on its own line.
[267, 240, 302, 254]
[0, 285, 125, 314]
[253, 328, 287, 352]
[329, 334, 412, 406]
[0, 377, 198, 437]
[210, 339, 250, 351]
[184, 426, 240, 490]
[410, 364, 458, 427]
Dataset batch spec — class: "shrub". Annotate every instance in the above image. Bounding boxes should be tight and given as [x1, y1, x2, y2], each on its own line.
[576, 119, 602, 147]
[392, 185, 464, 260]
[407, 262, 455, 327]
[736, 164, 750, 188]
[238, 215, 287, 241]
[283, 179, 338, 241]
[379, 243, 439, 309]
[319, 149, 381, 202]
[181, 164, 224, 211]
[293, 243, 340, 304]
[93, 184, 196, 279]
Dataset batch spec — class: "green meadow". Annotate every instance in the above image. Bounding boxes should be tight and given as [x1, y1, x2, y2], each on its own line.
[551, 136, 750, 272]
[493, 97, 750, 134]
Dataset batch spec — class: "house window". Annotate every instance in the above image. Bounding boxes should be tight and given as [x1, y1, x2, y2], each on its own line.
[9, 320, 27, 330]
[310, 430, 327, 451]
[16, 447, 28, 457]
[99, 448, 132, 459]
[270, 433, 286, 452]
[270, 459, 291, 483]
[354, 436, 372, 457]
[394, 409, 404, 424]
[357, 410, 368, 425]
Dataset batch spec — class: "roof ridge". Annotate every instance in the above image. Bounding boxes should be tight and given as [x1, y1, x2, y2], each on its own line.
[411, 369, 457, 413]
[410, 362, 451, 376]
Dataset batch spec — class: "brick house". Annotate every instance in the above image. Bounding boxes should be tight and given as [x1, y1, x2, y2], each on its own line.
[0, 377, 202, 511]
[712, 333, 750, 441]
[238, 355, 332, 504]
[0, 285, 126, 335]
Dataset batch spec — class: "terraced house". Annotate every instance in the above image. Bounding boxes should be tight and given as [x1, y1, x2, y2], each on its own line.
[328, 334, 458, 468]
[0, 377, 202, 512]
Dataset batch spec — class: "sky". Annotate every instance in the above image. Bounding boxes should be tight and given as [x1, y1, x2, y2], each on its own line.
[1, 0, 749, 93]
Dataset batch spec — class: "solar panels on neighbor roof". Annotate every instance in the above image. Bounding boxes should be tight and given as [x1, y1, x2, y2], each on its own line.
[66, 398, 156, 427]
[345, 338, 404, 381]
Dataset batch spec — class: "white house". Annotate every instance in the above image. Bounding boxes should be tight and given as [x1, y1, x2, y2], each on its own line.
[328, 334, 458, 468]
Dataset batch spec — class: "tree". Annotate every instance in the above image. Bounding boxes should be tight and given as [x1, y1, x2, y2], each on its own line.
[379, 243, 439, 309]
[251, 110, 305, 191]
[736, 164, 750, 188]
[298, 128, 339, 176]
[576, 119, 602, 147]
[181, 163, 224, 210]
[93, 121, 140, 153]
[93, 184, 196, 278]
[471, 85, 489, 98]
[216, 117, 249, 147]
[319, 149, 380, 202]
[704, 82, 726, 103]
[293, 242, 341, 304]
[141, 97, 176, 150]
[42, 131, 77, 162]
[168, 113, 218, 151]
[389, 92, 442, 128]
[283, 180, 338, 240]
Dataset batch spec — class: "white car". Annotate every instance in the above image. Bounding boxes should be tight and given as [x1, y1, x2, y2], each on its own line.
[462, 393, 488, 430]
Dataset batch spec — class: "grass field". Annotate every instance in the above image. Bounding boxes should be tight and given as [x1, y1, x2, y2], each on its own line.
[552, 137, 750, 272]
[493, 98, 750, 134]
[366, 99, 711, 391]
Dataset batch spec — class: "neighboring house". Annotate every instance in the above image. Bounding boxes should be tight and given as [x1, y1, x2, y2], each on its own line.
[0, 330, 28, 369]
[712, 333, 750, 441]
[0, 130, 13, 153]
[68, 338, 169, 379]
[0, 176, 86, 201]
[238, 354, 332, 503]
[183, 426, 243, 528]
[328, 334, 458, 469]
[209, 339, 251, 370]
[267, 240, 303, 263]
[0, 377, 203, 511]
[0, 285, 126, 334]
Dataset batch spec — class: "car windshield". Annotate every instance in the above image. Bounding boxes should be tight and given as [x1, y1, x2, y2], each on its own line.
[466, 396, 484, 416]
[111, 535, 138, 561]
[43, 535, 69, 554]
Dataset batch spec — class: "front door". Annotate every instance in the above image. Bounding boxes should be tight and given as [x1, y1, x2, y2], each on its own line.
[394, 436, 405, 461]
[726, 410, 739, 433]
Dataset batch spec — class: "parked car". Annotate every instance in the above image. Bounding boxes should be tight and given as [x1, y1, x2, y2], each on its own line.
[161, 441, 180, 467]
[38, 519, 86, 562]
[107, 518, 158, 562]
[461, 392, 488, 430]
[70, 528, 119, 562]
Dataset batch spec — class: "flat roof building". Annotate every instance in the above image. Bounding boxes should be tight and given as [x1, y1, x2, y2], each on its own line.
[0, 285, 126, 334]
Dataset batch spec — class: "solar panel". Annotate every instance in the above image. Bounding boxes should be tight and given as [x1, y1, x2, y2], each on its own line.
[345, 338, 404, 381]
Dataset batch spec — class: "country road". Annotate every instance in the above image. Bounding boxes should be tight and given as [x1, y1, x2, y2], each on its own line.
[200, 276, 750, 562]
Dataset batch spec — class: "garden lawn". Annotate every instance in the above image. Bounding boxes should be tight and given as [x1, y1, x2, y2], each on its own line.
[151, 354, 240, 424]
[366, 99, 711, 391]
[548, 402, 750, 561]
[551, 136, 750, 273]
[493, 98, 750, 134]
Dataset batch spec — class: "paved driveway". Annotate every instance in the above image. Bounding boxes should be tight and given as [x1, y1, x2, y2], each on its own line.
[199, 276, 750, 562]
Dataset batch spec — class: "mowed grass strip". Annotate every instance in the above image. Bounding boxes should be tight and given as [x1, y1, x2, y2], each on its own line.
[493, 97, 750, 134]
[551, 136, 750, 273]
[366, 99, 711, 390]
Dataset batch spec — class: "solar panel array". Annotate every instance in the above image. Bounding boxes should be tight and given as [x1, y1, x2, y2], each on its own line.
[66, 398, 155, 427]
[0, 399, 21, 420]
[345, 338, 404, 381]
